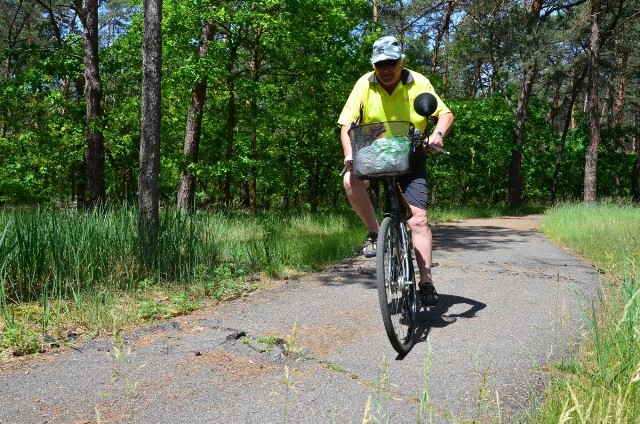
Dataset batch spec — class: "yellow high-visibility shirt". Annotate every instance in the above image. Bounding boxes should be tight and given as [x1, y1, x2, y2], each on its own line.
[337, 69, 450, 132]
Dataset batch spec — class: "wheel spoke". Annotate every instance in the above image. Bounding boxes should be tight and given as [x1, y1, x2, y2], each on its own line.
[376, 217, 416, 354]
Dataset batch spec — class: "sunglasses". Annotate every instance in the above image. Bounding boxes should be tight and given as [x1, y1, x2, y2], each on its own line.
[374, 59, 400, 69]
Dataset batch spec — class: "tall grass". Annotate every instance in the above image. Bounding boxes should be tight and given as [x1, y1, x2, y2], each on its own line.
[0, 206, 364, 353]
[536, 203, 640, 422]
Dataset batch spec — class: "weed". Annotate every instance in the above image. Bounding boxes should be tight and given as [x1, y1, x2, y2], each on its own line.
[136, 291, 199, 321]
[327, 363, 345, 373]
[97, 313, 145, 424]
[417, 339, 435, 424]
[1, 324, 43, 356]
[258, 335, 279, 345]
[370, 355, 391, 424]
[271, 318, 302, 424]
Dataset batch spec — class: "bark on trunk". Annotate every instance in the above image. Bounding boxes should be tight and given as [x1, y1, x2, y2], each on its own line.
[430, 0, 454, 76]
[614, 49, 628, 126]
[508, 65, 536, 209]
[177, 22, 215, 213]
[222, 40, 238, 210]
[248, 31, 262, 213]
[584, 0, 601, 203]
[551, 66, 588, 205]
[75, 0, 105, 208]
[139, 0, 162, 239]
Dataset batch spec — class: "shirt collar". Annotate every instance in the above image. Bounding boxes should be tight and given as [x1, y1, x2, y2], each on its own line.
[368, 69, 414, 85]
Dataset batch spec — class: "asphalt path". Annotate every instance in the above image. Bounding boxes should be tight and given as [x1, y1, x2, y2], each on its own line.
[0, 215, 601, 423]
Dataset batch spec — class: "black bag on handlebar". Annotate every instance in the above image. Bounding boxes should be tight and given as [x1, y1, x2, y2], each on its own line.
[348, 121, 417, 180]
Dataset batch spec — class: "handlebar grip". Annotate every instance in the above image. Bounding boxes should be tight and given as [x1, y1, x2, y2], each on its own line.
[423, 141, 450, 155]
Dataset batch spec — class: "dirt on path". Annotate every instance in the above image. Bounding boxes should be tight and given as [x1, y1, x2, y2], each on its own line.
[0, 215, 601, 424]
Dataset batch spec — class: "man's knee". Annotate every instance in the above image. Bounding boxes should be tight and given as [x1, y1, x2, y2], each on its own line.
[408, 208, 428, 229]
[343, 173, 369, 195]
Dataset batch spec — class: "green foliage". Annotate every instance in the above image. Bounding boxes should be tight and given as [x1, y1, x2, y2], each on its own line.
[430, 95, 515, 205]
[1, 324, 43, 356]
[1, 0, 639, 209]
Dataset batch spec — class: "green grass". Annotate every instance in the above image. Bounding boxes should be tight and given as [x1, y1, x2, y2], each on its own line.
[0, 206, 366, 356]
[535, 203, 640, 423]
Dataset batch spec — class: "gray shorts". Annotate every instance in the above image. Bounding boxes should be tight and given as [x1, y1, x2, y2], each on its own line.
[398, 170, 429, 210]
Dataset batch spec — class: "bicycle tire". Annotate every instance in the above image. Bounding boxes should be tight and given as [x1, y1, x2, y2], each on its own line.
[376, 216, 417, 354]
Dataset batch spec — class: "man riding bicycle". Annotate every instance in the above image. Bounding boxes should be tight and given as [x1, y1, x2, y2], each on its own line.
[338, 35, 454, 307]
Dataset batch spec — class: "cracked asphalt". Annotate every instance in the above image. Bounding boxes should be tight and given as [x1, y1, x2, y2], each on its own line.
[0, 215, 601, 423]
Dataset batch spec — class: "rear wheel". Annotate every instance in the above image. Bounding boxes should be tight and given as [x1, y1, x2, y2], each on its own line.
[376, 217, 416, 354]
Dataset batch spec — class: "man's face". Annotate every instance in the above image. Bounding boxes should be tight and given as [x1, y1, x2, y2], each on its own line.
[374, 59, 403, 90]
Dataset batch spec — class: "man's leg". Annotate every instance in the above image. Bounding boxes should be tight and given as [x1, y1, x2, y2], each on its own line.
[408, 204, 439, 306]
[343, 171, 378, 233]
[343, 171, 379, 257]
[407, 205, 432, 284]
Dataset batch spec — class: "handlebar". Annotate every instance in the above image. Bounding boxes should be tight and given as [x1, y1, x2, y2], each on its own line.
[413, 129, 450, 155]
[423, 141, 450, 155]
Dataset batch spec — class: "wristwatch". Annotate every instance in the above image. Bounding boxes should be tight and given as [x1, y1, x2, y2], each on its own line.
[435, 130, 445, 139]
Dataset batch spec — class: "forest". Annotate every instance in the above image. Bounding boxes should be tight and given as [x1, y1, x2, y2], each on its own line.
[1, 0, 639, 214]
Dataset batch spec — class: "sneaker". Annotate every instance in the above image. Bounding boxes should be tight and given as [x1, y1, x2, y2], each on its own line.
[419, 282, 439, 307]
[363, 232, 377, 258]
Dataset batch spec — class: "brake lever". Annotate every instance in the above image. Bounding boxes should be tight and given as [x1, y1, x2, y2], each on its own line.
[423, 141, 450, 155]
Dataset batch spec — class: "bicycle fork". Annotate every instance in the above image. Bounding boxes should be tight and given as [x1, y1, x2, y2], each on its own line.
[387, 217, 414, 292]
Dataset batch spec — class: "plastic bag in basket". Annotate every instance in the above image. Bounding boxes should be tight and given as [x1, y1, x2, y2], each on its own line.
[354, 136, 411, 178]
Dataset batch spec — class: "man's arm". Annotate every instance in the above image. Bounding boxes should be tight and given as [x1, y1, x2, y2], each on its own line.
[340, 125, 353, 168]
[427, 111, 454, 149]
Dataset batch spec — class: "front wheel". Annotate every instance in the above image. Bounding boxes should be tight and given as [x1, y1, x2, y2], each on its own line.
[376, 217, 416, 354]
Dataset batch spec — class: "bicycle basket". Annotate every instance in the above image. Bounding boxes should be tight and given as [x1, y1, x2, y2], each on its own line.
[348, 121, 416, 179]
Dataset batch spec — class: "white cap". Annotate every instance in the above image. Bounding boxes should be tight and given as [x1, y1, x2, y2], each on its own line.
[371, 36, 402, 65]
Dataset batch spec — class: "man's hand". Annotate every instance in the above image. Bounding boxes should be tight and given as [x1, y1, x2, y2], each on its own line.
[427, 132, 444, 149]
[423, 136, 450, 155]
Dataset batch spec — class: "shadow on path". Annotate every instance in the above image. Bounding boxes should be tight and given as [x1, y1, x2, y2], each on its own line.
[433, 224, 537, 252]
[395, 293, 487, 360]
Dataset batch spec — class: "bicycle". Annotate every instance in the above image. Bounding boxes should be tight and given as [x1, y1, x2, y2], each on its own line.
[347, 93, 442, 354]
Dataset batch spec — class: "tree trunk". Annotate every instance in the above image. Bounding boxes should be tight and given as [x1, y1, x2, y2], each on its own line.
[506, 0, 543, 210]
[139, 0, 162, 241]
[223, 43, 238, 210]
[372, 0, 378, 23]
[241, 181, 250, 208]
[614, 49, 628, 126]
[508, 63, 536, 209]
[551, 65, 588, 205]
[75, 0, 105, 208]
[248, 30, 262, 213]
[430, 0, 454, 76]
[249, 124, 257, 212]
[584, 0, 601, 203]
[177, 22, 215, 213]
[470, 58, 482, 96]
